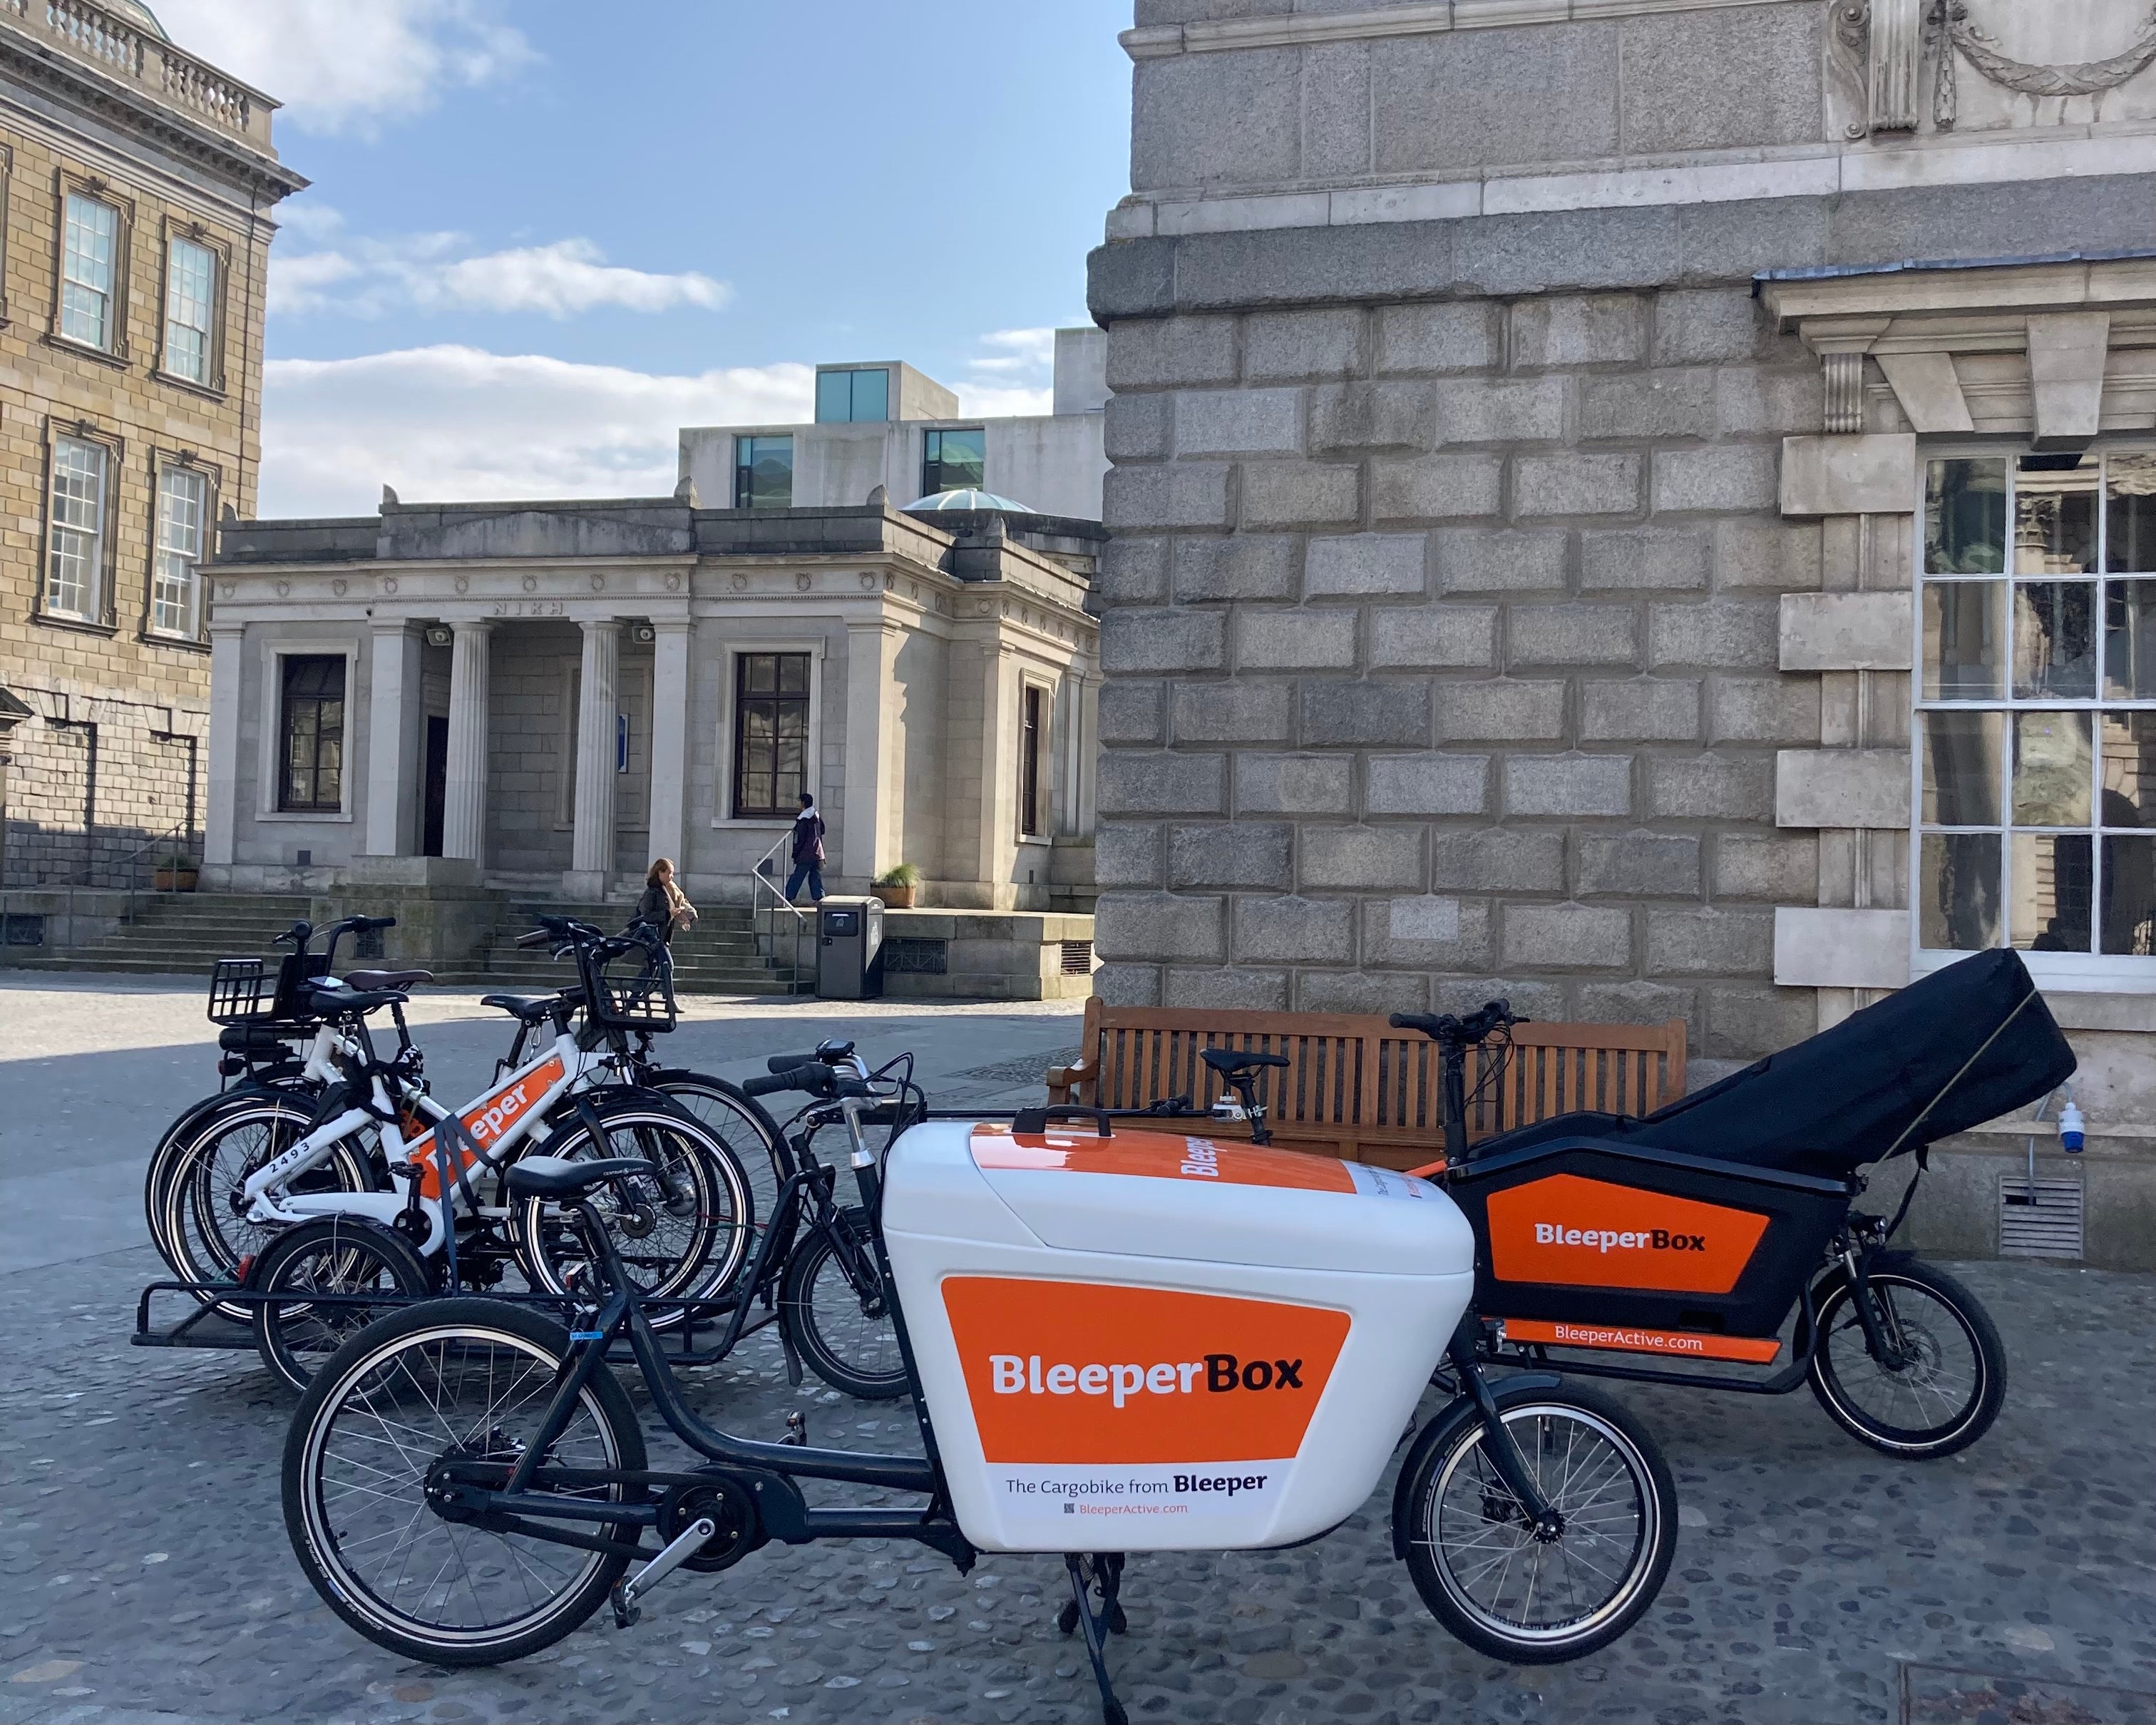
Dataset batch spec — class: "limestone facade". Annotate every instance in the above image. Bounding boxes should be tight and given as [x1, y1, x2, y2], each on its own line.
[200, 498, 1102, 913]
[0, 1, 301, 891]
[1089, 0, 2156, 1260]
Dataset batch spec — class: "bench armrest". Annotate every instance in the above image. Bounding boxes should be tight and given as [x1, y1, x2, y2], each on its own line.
[1044, 1054, 1097, 1105]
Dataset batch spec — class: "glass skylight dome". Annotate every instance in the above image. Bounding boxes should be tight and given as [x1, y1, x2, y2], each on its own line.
[905, 488, 1033, 513]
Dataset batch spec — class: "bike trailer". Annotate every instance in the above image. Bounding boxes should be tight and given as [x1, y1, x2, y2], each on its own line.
[881, 1119, 1476, 1555]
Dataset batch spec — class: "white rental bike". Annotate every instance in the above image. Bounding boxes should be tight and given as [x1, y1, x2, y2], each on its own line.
[239, 919, 751, 1390]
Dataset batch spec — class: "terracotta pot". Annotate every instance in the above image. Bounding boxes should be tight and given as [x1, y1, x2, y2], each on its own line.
[155, 867, 198, 891]
[878, 885, 916, 908]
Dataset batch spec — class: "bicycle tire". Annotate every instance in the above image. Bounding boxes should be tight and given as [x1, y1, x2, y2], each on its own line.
[1399, 1378, 1675, 1664]
[1807, 1258, 2006, 1458]
[284, 1298, 644, 1666]
[252, 1216, 434, 1393]
[780, 1207, 910, 1401]
[158, 1099, 376, 1321]
[644, 1073, 781, 1245]
[143, 1081, 312, 1266]
[512, 1104, 748, 1327]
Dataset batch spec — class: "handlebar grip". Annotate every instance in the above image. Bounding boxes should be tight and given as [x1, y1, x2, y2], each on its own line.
[1387, 1013, 1412, 1030]
[743, 1064, 833, 1100]
[766, 1053, 818, 1075]
[354, 915, 397, 933]
[740, 1071, 794, 1097]
[515, 928, 553, 949]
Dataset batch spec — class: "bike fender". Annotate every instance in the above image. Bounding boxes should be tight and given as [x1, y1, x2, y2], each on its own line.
[1389, 1371, 1564, 1561]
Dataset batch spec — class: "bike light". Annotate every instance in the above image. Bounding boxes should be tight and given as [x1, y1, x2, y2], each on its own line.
[2058, 1100, 2085, 1153]
[218, 1056, 245, 1077]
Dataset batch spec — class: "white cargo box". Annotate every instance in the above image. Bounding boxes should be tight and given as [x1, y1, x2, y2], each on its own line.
[882, 1120, 1476, 1553]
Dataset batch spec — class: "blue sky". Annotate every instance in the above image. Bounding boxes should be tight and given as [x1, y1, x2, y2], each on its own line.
[151, 0, 1134, 515]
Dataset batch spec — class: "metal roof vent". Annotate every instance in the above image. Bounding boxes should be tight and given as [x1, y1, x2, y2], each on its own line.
[1998, 1174, 2083, 1259]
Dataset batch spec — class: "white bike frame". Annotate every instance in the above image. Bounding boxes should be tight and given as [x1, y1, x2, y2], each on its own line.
[240, 1029, 622, 1256]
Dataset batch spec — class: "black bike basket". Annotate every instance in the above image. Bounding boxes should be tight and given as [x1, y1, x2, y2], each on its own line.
[206, 957, 274, 1024]
[585, 942, 678, 1033]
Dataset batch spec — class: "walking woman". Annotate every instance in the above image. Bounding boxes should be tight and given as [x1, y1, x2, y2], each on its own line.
[635, 857, 698, 944]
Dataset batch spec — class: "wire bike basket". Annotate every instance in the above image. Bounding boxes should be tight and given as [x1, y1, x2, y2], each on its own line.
[583, 933, 679, 1033]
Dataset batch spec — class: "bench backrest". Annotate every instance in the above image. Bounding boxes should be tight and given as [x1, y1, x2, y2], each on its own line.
[1047, 1001, 1687, 1170]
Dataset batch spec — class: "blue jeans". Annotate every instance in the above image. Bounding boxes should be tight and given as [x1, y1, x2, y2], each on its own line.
[784, 859, 825, 903]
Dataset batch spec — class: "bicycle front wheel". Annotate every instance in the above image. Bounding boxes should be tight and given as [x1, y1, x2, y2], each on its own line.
[1401, 1379, 1675, 1663]
[1808, 1259, 2006, 1458]
[780, 1207, 910, 1400]
[283, 1299, 645, 1666]
[252, 1216, 433, 1393]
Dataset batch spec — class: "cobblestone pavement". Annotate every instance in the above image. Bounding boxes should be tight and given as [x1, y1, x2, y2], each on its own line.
[2, 978, 2154, 1724]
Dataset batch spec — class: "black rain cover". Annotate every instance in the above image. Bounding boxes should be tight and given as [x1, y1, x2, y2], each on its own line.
[1603, 948, 2076, 1178]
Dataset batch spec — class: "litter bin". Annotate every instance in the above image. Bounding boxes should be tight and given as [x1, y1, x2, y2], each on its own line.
[816, 896, 885, 1000]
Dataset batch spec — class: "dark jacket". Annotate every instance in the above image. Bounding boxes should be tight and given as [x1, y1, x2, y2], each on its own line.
[791, 808, 826, 866]
[633, 884, 690, 943]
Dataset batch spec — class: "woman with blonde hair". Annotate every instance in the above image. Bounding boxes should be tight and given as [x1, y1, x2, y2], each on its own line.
[634, 857, 698, 944]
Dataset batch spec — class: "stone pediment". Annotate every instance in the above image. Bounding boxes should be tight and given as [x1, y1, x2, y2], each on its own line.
[1834, 0, 2156, 139]
[377, 504, 694, 563]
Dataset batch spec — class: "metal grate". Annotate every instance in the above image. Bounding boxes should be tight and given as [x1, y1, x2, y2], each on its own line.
[2, 913, 44, 946]
[1060, 938, 1094, 976]
[1998, 1174, 2083, 1259]
[884, 937, 947, 976]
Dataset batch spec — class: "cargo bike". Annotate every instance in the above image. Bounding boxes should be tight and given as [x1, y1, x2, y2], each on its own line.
[282, 1048, 1684, 1724]
[1194, 947, 2070, 1461]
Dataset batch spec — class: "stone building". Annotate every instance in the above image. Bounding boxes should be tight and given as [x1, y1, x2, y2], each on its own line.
[679, 329, 1110, 521]
[198, 491, 1103, 926]
[0, 0, 302, 891]
[1088, 0, 2156, 1261]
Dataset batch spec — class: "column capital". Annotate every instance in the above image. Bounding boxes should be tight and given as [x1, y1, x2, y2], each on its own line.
[580, 616, 624, 633]
[451, 618, 496, 638]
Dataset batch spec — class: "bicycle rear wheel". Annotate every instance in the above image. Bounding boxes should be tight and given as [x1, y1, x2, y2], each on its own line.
[647, 1073, 782, 1227]
[284, 1298, 645, 1666]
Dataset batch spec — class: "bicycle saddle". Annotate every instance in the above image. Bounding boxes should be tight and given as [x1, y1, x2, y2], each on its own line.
[301, 981, 409, 1014]
[504, 1155, 651, 1199]
[344, 968, 434, 991]
[481, 992, 563, 1023]
[1202, 1048, 1288, 1075]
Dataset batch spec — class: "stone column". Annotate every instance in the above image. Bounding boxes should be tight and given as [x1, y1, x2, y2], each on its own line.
[568, 619, 620, 899]
[645, 620, 691, 874]
[841, 620, 895, 884]
[202, 622, 244, 869]
[364, 622, 421, 856]
[442, 621, 492, 865]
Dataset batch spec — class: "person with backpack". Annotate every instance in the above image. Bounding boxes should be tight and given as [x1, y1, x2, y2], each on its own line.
[785, 792, 826, 904]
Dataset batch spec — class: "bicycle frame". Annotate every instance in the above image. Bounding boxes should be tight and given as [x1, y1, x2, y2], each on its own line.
[242, 1023, 627, 1255]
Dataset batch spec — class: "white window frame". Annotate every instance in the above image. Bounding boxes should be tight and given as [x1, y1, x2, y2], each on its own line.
[161, 232, 217, 388]
[149, 460, 209, 640]
[43, 432, 110, 623]
[59, 190, 119, 349]
[255, 638, 359, 822]
[1911, 439, 2156, 991]
[710, 636, 824, 829]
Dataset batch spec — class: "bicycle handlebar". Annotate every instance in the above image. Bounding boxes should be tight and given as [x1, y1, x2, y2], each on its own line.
[1388, 999, 1520, 1045]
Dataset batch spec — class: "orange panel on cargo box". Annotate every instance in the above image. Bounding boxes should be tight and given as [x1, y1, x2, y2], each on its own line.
[1484, 1174, 1767, 1294]
[942, 1277, 1350, 1465]
[970, 1125, 1356, 1194]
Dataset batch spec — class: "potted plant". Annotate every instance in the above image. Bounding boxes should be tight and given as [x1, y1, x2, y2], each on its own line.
[873, 862, 922, 909]
[154, 851, 199, 892]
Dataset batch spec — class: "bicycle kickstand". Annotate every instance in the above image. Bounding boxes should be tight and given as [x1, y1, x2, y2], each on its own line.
[1059, 1552, 1129, 1725]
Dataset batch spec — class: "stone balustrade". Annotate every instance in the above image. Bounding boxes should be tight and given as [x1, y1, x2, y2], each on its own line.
[0, 0, 275, 149]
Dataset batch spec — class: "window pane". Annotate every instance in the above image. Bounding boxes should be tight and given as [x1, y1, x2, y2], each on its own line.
[736, 435, 791, 508]
[2105, 452, 2156, 572]
[851, 367, 888, 421]
[1920, 832, 2001, 951]
[2011, 580, 2096, 698]
[1921, 711, 2002, 825]
[2013, 452, 2098, 574]
[776, 652, 808, 693]
[2103, 579, 2156, 698]
[153, 466, 207, 635]
[2102, 834, 2156, 954]
[744, 655, 774, 694]
[941, 428, 985, 490]
[164, 236, 215, 382]
[816, 371, 850, 423]
[2100, 710, 2156, 829]
[2011, 833, 2093, 952]
[1925, 458, 2007, 574]
[2011, 710, 2092, 827]
[46, 437, 106, 617]
[1921, 580, 2003, 700]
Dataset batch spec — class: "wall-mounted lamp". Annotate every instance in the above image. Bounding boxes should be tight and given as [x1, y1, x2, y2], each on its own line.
[632, 623, 656, 645]
[423, 624, 453, 648]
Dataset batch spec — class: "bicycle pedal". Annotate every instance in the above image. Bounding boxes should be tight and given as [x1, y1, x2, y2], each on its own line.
[610, 1581, 640, 1629]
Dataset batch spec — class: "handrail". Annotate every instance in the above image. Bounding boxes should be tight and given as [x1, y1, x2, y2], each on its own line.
[750, 831, 811, 996]
[0, 815, 192, 968]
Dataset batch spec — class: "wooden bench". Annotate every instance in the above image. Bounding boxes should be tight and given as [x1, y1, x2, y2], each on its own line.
[1045, 1001, 1687, 1172]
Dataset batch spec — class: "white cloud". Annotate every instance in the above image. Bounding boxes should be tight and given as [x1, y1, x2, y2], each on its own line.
[270, 234, 730, 321]
[152, 0, 535, 134]
[953, 326, 1059, 418]
[258, 346, 814, 518]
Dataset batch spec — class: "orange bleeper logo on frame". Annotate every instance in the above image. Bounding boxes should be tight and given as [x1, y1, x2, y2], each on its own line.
[942, 1277, 1350, 1465]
